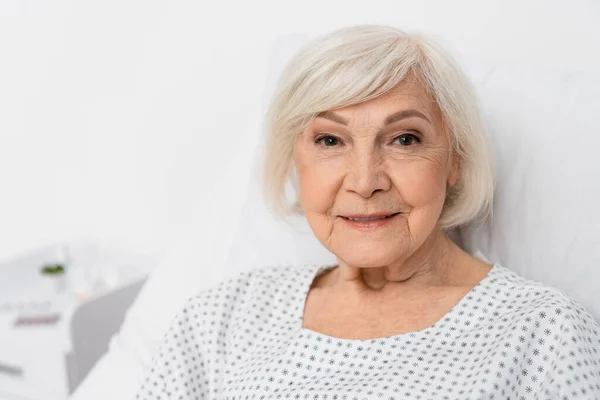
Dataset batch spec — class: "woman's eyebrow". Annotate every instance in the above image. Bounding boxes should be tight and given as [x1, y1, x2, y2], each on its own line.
[316, 109, 431, 126]
[385, 109, 431, 125]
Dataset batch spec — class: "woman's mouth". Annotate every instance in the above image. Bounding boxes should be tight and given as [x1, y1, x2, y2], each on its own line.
[339, 212, 401, 231]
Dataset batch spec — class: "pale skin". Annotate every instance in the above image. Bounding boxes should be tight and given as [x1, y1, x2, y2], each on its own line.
[295, 76, 493, 340]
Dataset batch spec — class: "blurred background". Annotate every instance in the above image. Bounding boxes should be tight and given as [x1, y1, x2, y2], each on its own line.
[0, 0, 599, 399]
[1, 0, 599, 263]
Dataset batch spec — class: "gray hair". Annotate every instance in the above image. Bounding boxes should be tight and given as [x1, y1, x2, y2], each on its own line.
[262, 25, 494, 229]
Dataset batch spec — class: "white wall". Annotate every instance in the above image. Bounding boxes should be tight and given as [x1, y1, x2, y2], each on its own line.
[1, 0, 598, 261]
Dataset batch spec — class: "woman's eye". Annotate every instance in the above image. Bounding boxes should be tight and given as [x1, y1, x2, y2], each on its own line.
[315, 135, 340, 147]
[394, 133, 420, 146]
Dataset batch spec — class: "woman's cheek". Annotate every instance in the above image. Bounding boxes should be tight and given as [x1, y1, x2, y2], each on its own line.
[392, 159, 448, 207]
[298, 158, 342, 214]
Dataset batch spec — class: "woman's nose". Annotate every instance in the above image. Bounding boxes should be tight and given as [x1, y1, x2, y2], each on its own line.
[345, 151, 392, 198]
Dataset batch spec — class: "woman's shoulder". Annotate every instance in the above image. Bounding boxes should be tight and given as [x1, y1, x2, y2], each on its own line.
[178, 264, 320, 319]
[198, 263, 318, 294]
[488, 264, 600, 395]
[491, 264, 592, 306]
[476, 264, 600, 398]
[489, 264, 599, 337]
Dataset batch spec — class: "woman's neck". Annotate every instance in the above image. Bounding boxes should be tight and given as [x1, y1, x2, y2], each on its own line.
[320, 229, 472, 293]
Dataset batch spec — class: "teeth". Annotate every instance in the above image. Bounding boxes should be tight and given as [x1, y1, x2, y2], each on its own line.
[347, 216, 391, 221]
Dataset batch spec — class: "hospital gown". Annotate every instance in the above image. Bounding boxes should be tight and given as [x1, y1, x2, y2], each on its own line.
[135, 264, 600, 399]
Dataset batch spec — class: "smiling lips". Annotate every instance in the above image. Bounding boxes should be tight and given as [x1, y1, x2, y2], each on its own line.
[339, 212, 401, 231]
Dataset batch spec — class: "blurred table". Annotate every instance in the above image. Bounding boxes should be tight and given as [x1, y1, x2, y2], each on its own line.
[0, 243, 155, 400]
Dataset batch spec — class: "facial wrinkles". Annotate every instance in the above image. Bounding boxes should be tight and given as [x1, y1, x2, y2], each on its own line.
[337, 227, 453, 291]
[296, 79, 456, 293]
[338, 107, 396, 203]
[336, 147, 447, 290]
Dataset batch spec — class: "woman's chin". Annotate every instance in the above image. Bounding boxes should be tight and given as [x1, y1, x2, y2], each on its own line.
[334, 244, 407, 269]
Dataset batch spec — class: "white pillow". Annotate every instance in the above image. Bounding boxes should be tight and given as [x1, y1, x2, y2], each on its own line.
[457, 59, 600, 318]
[69, 36, 307, 400]
[213, 33, 337, 279]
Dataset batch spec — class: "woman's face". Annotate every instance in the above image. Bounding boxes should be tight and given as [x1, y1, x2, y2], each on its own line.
[295, 77, 459, 269]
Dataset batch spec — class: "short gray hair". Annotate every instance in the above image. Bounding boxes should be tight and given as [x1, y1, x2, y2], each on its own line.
[262, 25, 494, 229]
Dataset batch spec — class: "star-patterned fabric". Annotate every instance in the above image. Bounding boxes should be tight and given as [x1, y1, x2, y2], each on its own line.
[135, 264, 600, 399]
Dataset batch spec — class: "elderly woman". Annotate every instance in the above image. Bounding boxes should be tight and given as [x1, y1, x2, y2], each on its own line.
[136, 25, 600, 399]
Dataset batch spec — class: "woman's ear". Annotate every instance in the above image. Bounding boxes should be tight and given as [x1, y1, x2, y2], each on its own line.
[447, 154, 460, 188]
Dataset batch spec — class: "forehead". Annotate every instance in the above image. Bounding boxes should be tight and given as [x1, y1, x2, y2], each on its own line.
[325, 77, 439, 125]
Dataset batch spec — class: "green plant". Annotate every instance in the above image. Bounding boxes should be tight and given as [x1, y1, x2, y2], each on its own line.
[40, 263, 66, 276]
